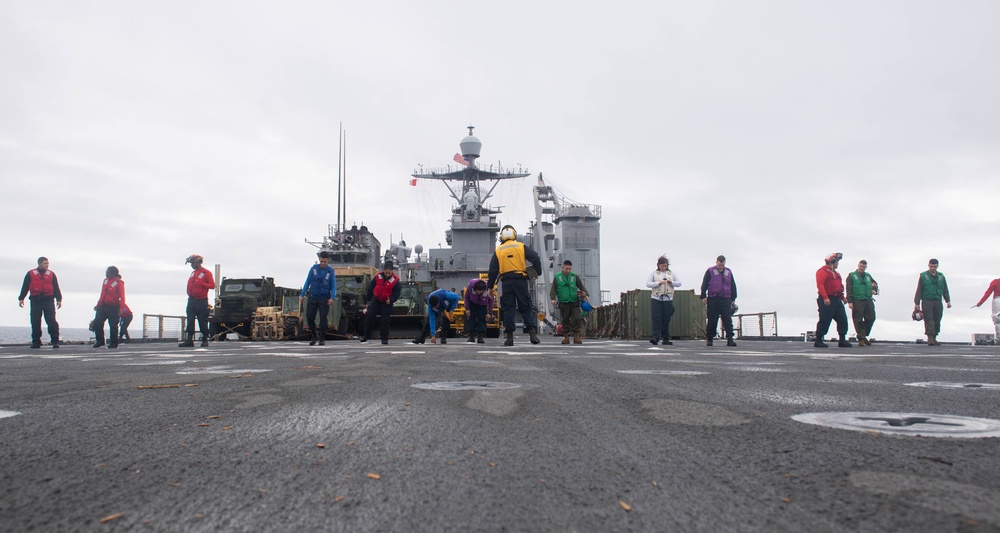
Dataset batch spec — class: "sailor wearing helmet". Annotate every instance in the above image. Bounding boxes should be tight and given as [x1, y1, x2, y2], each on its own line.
[487, 225, 543, 346]
[180, 254, 215, 348]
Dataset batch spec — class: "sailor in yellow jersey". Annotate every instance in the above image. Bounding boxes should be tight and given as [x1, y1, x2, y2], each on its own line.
[487, 225, 543, 346]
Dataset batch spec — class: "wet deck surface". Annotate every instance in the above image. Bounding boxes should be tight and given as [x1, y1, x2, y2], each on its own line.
[2, 337, 999, 531]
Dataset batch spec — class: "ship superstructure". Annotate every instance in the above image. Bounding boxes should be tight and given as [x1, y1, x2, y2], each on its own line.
[526, 174, 603, 331]
[406, 127, 530, 293]
[306, 223, 382, 271]
[299, 126, 600, 339]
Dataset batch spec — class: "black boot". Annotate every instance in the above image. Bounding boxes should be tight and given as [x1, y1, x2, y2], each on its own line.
[200, 336, 209, 347]
[178, 333, 194, 348]
[318, 329, 326, 346]
[310, 331, 318, 346]
[412, 335, 426, 344]
[504, 332, 514, 347]
[706, 337, 713, 346]
[440, 335, 447, 344]
[814, 337, 828, 348]
[726, 337, 737, 347]
[838, 337, 852, 348]
[529, 330, 540, 345]
[477, 333, 484, 344]
[467, 334, 476, 343]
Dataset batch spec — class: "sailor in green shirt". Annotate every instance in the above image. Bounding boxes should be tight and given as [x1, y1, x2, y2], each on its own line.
[845, 260, 878, 346]
[550, 260, 589, 345]
[914, 258, 951, 346]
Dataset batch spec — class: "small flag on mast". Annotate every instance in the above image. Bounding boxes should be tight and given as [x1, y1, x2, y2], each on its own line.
[410, 178, 417, 186]
[453, 153, 469, 166]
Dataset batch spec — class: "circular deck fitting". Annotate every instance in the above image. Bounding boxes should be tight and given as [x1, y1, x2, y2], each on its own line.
[0, 410, 20, 419]
[792, 412, 1000, 438]
[906, 382, 1000, 390]
[616, 370, 709, 376]
[411, 381, 523, 391]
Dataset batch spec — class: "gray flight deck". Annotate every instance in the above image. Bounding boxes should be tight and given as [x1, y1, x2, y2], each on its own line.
[1, 338, 999, 532]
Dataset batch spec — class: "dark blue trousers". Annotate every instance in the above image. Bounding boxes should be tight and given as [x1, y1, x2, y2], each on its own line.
[650, 298, 674, 342]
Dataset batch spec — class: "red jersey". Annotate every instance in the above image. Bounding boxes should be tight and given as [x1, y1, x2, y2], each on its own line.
[816, 266, 845, 301]
[976, 278, 1000, 306]
[187, 267, 215, 299]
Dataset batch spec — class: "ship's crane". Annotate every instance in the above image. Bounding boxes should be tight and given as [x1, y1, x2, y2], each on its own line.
[528, 174, 603, 333]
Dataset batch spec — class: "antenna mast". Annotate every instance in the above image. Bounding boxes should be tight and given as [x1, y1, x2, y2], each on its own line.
[342, 130, 347, 230]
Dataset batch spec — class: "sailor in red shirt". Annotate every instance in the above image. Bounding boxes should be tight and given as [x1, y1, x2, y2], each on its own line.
[974, 277, 1000, 341]
[93, 266, 126, 348]
[179, 254, 216, 348]
[814, 253, 852, 348]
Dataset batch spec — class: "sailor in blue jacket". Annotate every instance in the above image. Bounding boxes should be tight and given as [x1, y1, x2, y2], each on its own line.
[300, 251, 337, 346]
[413, 288, 460, 344]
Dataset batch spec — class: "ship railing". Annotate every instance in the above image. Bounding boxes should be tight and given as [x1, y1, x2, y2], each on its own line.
[554, 203, 601, 219]
[412, 164, 530, 177]
[428, 256, 492, 272]
[733, 312, 778, 339]
[142, 314, 185, 341]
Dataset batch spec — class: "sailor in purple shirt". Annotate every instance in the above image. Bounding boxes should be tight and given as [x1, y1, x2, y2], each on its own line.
[464, 278, 494, 344]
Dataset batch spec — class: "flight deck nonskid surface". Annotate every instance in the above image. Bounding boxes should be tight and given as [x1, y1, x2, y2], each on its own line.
[1, 338, 998, 531]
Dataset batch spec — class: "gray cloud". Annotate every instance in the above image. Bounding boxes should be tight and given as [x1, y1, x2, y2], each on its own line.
[2, 1, 998, 341]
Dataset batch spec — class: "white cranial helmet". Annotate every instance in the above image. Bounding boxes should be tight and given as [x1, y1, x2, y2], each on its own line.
[499, 225, 517, 243]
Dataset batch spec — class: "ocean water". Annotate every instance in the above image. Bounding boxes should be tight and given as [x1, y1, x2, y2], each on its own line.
[0, 326, 93, 345]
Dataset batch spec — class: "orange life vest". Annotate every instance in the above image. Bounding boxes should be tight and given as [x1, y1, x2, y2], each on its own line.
[28, 269, 55, 297]
[373, 273, 399, 302]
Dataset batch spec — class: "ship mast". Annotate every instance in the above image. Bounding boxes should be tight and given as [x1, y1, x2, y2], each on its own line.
[408, 126, 532, 294]
[411, 126, 530, 224]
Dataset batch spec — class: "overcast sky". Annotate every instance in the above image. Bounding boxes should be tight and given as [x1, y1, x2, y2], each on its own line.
[2, 1, 998, 342]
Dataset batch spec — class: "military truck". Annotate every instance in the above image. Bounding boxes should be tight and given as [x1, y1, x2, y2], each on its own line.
[251, 295, 310, 340]
[325, 265, 377, 337]
[211, 277, 299, 340]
